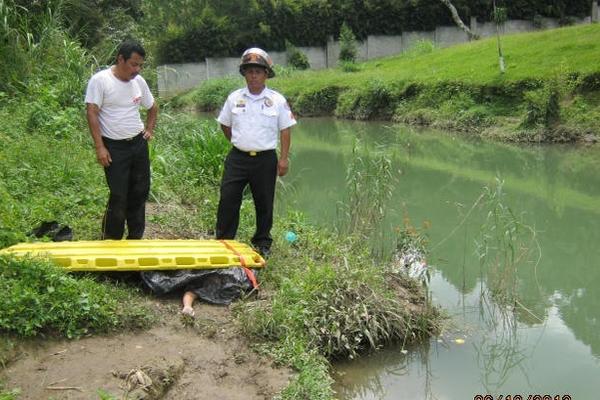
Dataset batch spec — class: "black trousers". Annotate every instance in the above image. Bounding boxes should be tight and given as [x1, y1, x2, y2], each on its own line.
[102, 133, 150, 240]
[216, 147, 277, 251]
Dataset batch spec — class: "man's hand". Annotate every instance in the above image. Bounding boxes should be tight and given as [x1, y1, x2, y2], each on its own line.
[96, 145, 112, 167]
[143, 129, 154, 140]
[278, 128, 291, 177]
[144, 103, 158, 140]
[277, 157, 289, 177]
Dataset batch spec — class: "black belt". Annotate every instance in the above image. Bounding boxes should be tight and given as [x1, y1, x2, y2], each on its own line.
[233, 147, 275, 157]
[103, 131, 144, 142]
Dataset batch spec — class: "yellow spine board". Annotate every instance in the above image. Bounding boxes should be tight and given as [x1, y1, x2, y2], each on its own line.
[0, 239, 265, 271]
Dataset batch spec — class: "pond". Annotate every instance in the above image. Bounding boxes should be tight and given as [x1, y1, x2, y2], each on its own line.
[277, 117, 600, 400]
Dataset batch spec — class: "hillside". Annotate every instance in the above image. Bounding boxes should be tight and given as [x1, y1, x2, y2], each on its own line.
[184, 24, 600, 143]
[275, 24, 600, 90]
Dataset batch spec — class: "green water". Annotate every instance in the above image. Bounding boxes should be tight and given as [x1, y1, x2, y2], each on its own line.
[279, 118, 600, 400]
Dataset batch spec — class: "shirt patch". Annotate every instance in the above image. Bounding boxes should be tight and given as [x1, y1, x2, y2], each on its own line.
[133, 96, 142, 105]
[264, 98, 273, 107]
[235, 99, 246, 108]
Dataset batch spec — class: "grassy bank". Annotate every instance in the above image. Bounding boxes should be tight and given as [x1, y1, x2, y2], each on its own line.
[0, 99, 441, 398]
[180, 24, 600, 143]
[0, 256, 154, 339]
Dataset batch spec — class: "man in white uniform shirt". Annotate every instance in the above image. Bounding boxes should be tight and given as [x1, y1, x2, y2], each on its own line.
[85, 40, 158, 240]
[216, 47, 296, 257]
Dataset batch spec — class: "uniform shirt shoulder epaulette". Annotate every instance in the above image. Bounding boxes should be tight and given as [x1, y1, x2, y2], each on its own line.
[264, 87, 284, 99]
[228, 88, 247, 101]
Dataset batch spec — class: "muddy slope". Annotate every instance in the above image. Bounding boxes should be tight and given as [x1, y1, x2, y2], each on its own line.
[3, 301, 291, 400]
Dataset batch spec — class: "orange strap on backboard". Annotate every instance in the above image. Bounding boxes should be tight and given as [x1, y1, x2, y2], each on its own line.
[220, 240, 258, 289]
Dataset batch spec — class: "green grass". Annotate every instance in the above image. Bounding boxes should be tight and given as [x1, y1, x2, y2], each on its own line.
[177, 24, 600, 143]
[272, 24, 600, 92]
[0, 386, 19, 400]
[0, 104, 105, 247]
[0, 256, 154, 338]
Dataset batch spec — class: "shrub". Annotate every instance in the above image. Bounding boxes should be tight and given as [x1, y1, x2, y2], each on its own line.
[26, 103, 83, 139]
[393, 107, 436, 126]
[335, 80, 395, 120]
[438, 91, 477, 116]
[578, 72, 600, 92]
[272, 64, 297, 78]
[456, 106, 495, 129]
[0, 3, 94, 105]
[236, 219, 439, 360]
[285, 40, 310, 70]
[338, 60, 360, 72]
[338, 22, 357, 63]
[414, 82, 480, 109]
[403, 39, 436, 58]
[0, 256, 154, 338]
[558, 15, 576, 26]
[188, 76, 242, 111]
[522, 86, 560, 128]
[294, 86, 342, 116]
[155, 7, 233, 64]
[532, 14, 545, 29]
[560, 94, 600, 134]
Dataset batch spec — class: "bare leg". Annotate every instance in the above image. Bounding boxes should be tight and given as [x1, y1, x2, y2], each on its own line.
[181, 291, 197, 317]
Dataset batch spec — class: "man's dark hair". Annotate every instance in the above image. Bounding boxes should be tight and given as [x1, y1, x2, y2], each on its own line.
[116, 40, 146, 62]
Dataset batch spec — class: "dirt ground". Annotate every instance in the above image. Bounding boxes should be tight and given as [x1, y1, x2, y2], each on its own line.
[2, 208, 292, 399]
[3, 299, 292, 400]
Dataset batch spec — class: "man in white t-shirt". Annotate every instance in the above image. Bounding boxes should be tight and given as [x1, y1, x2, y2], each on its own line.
[85, 40, 158, 240]
[215, 47, 296, 257]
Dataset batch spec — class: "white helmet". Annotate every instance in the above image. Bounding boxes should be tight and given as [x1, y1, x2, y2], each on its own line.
[239, 47, 275, 78]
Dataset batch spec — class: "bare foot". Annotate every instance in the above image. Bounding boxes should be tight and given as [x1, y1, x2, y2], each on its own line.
[181, 306, 195, 317]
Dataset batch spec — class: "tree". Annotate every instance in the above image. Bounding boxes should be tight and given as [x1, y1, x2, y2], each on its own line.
[338, 22, 357, 63]
[492, 0, 507, 73]
[438, 0, 480, 40]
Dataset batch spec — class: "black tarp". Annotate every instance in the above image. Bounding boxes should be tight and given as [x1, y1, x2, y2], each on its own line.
[140, 268, 254, 305]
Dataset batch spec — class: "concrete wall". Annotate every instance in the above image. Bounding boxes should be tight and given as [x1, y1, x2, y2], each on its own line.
[157, 63, 207, 97]
[435, 25, 469, 48]
[501, 19, 534, 34]
[265, 51, 287, 66]
[205, 57, 239, 80]
[366, 35, 403, 59]
[158, 16, 593, 96]
[299, 46, 328, 69]
[471, 21, 497, 38]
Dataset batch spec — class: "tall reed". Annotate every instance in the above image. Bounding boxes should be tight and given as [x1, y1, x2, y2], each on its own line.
[0, 0, 30, 93]
[337, 139, 395, 259]
[475, 178, 541, 313]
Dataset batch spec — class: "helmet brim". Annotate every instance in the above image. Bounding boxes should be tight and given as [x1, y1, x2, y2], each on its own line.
[239, 63, 275, 79]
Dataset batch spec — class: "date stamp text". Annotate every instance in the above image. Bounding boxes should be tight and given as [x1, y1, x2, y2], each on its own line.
[473, 396, 571, 400]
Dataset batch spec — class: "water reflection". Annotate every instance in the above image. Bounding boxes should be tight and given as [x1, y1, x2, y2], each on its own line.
[280, 118, 600, 399]
[474, 288, 537, 393]
[334, 343, 434, 400]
